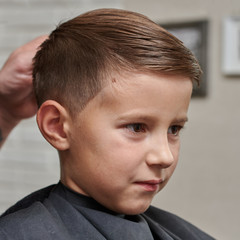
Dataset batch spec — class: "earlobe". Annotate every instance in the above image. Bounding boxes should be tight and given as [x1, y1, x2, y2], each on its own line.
[37, 100, 70, 151]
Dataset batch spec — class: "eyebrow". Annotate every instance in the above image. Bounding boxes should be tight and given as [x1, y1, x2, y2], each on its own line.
[117, 112, 188, 124]
[117, 113, 155, 122]
[172, 117, 188, 124]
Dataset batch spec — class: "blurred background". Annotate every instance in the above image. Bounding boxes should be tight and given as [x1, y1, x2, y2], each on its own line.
[1, 0, 240, 239]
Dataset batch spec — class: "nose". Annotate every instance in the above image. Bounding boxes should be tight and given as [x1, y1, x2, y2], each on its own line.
[146, 135, 175, 168]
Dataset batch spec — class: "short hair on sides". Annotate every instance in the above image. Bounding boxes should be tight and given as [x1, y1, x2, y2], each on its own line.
[33, 8, 202, 116]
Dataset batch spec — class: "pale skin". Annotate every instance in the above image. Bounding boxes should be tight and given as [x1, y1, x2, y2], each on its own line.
[37, 72, 193, 215]
[0, 35, 47, 148]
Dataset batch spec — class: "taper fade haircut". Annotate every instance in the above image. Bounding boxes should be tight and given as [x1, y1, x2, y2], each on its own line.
[33, 8, 202, 115]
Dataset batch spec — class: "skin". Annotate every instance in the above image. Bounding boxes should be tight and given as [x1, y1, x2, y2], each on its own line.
[0, 35, 47, 148]
[38, 71, 193, 215]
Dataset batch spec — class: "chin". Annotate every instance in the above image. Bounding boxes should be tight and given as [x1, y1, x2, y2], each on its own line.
[124, 206, 150, 215]
[116, 201, 151, 215]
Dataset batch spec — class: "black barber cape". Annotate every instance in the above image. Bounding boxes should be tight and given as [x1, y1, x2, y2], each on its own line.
[0, 182, 215, 240]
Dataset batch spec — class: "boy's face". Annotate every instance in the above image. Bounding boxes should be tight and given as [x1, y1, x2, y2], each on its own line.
[63, 72, 192, 215]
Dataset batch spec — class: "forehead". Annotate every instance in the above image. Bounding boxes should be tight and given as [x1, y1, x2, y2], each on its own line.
[75, 71, 193, 128]
[97, 72, 193, 109]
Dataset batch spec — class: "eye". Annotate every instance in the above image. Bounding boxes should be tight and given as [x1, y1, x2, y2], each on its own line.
[126, 123, 146, 133]
[168, 125, 183, 136]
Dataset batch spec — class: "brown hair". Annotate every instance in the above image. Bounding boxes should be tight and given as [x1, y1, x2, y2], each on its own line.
[33, 8, 201, 115]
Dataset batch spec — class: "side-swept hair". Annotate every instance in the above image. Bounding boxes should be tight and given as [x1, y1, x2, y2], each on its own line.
[33, 8, 201, 115]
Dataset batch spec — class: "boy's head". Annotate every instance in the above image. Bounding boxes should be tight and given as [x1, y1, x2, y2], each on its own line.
[33, 8, 201, 115]
[34, 9, 201, 215]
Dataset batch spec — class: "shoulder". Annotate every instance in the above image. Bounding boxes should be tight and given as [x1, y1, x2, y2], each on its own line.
[0, 201, 52, 239]
[1, 200, 48, 224]
[0, 186, 68, 240]
[143, 206, 215, 240]
[0, 185, 57, 239]
[1, 184, 56, 217]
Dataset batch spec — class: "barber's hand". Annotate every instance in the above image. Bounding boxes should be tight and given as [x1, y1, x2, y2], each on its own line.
[0, 35, 47, 121]
[0, 35, 47, 147]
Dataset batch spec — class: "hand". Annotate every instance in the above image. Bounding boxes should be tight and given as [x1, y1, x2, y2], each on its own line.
[0, 35, 47, 121]
[0, 35, 47, 147]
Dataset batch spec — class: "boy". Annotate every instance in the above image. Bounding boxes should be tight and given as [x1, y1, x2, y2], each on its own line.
[0, 9, 214, 239]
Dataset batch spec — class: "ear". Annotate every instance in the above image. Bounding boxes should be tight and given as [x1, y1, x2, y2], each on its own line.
[37, 100, 71, 151]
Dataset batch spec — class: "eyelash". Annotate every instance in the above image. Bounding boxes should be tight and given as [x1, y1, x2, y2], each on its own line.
[167, 125, 184, 136]
[126, 123, 146, 133]
[125, 123, 184, 136]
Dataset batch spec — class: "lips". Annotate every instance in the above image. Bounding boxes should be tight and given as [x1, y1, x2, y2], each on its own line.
[135, 179, 163, 192]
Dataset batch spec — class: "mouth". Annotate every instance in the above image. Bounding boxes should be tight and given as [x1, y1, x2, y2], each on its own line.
[135, 179, 163, 192]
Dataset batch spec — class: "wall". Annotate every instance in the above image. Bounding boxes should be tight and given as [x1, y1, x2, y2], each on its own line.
[123, 0, 240, 239]
[1, 0, 240, 239]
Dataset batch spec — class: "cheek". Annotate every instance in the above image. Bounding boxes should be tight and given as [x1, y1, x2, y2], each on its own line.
[161, 144, 179, 188]
[168, 141, 180, 171]
[170, 140, 180, 159]
[100, 135, 144, 173]
[105, 143, 141, 169]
